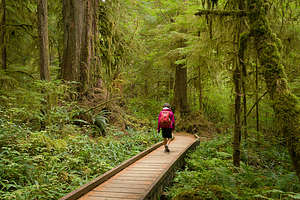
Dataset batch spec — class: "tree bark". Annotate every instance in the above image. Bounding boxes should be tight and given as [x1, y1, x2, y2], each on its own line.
[255, 57, 259, 133]
[198, 65, 203, 111]
[37, 0, 50, 81]
[92, 0, 99, 84]
[62, 0, 83, 81]
[174, 62, 188, 115]
[62, 0, 99, 93]
[80, 0, 92, 94]
[1, 0, 7, 70]
[233, 56, 242, 167]
[197, 31, 203, 111]
[249, 0, 300, 179]
[239, 32, 248, 139]
[79, 0, 99, 94]
[233, 21, 242, 167]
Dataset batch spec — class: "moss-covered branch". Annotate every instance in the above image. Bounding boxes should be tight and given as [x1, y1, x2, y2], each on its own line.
[195, 9, 248, 17]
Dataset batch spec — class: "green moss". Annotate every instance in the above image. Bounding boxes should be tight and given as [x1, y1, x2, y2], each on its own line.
[239, 32, 249, 54]
[248, 0, 300, 179]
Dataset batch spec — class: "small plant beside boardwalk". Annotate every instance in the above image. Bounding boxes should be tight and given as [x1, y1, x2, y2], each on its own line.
[167, 134, 300, 200]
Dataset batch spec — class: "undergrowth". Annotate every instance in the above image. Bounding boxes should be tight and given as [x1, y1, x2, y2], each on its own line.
[0, 118, 161, 200]
[0, 80, 162, 200]
[167, 134, 300, 200]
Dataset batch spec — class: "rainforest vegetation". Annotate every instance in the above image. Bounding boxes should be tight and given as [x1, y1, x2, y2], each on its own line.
[0, 0, 299, 199]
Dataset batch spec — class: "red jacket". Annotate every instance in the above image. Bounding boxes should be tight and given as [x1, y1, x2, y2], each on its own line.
[157, 107, 175, 132]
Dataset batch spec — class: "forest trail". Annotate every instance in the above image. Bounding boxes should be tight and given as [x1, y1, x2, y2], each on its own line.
[61, 132, 199, 200]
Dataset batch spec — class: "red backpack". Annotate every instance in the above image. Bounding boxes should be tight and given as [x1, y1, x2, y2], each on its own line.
[160, 111, 171, 128]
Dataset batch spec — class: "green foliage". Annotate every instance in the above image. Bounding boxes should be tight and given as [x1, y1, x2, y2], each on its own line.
[202, 83, 232, 124]
[0, 79, 79, 130]
[0, 118, 161, 200]
[127, 96, 162, 122]
[167, 134, 300, 200]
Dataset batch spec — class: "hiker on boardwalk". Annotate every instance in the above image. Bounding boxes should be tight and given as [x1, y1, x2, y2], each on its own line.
[157, 103, 175, 152]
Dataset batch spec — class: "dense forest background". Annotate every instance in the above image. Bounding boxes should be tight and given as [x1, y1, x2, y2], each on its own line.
[0, 0, 299, 199]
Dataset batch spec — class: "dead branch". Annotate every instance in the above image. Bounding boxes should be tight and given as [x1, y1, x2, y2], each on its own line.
[195, 9, 248, 17]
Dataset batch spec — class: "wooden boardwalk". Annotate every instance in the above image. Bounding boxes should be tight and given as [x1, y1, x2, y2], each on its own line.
[60, 132, 199, 200]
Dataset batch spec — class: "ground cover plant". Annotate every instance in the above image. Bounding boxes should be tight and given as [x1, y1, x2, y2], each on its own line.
[167, 134, 300, 200]
[0, 115, 161, 200]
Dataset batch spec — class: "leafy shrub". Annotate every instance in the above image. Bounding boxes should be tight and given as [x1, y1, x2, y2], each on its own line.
[0, 121, 161, 200]
[167, 134, 300, 200]
[202, 85, 232, 124]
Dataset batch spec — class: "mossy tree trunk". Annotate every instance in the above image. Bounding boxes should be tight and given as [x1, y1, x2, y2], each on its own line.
[255, 58, 259, 132]
[80, 0, 99, 94]
[233, 58, 242, 167]
[198, 65, 203, 111]
[62, 0, 83, 81]
[80, 0, 93, 94]
[1, 0, 7, 70]
[62, 0, 99, 94]
[37, 0, 50, 81]
[233, 22, 242, 167]
[249, 0, 300, 179]
[239, 32, 248, 139]
[174, 62, 188, 116]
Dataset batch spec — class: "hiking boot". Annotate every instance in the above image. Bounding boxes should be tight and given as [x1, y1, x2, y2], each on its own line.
[165, 145, 170, 152]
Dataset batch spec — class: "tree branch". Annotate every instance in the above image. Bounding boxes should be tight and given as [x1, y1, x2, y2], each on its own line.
[241, 91, 268, 127]
[195, 9, 248, 17]
[81, 97, 122, 114]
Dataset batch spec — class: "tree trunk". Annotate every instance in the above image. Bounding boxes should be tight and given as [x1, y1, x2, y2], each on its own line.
[174, 63, 188, 115]
[197, 31, 203, 111]
[62, 0, 99, 93]
[37, 0, 50, 81]
[249, 0, 300, 179]
[62, 0, 83, 81]
[255, 57, 259, 133]
[198, 65, 203, 111]
[233, 56, 242, 167]
[92, 0, 99, 84]
[1, 0, 7, 70]
[233, 21, 242, 167]
[80, 0, 99, 94]
[80, 0, 92, 94]
[241, 65, 247, 139]
[239, 32, 248, 139]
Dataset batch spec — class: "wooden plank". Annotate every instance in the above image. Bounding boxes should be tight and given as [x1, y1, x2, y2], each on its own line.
[124, 168, 164, 172]
[120, 174, 160, 178]
[113, 176, 156, 181]
[94, 187, 147, 194]
[98, 183, 149, 189]
[81, 197, 134, 200]
[122, 169, 163, 173]
[89, 191, 142, 198]
[108, 180, 153, 184]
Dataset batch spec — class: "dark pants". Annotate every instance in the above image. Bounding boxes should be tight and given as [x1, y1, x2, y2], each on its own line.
[161, 128, 172, 138]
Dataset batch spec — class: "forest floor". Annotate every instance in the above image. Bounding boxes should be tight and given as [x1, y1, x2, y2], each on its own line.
[176, 111, 221, 140]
